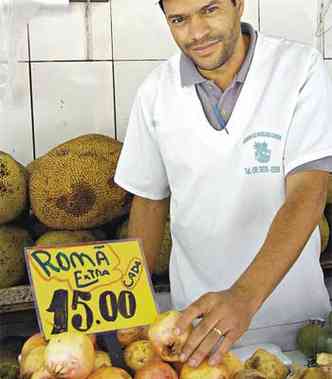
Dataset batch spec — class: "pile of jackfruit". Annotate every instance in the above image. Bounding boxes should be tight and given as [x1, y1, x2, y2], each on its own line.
[0, 134, 173, 291]
[320, 175, 332, 255]
[0, 150, 32, 289]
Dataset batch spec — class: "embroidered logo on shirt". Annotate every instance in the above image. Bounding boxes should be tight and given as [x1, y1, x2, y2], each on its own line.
[254, 142, 271, 163]
[243, 131, 282, 144]
[243, 132, 282, 176]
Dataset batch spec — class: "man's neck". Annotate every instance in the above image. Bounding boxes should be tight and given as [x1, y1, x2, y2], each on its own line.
[198, 33, 250, 90]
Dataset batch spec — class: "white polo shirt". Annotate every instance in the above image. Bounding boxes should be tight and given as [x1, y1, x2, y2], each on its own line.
[115, 33, 332, 348]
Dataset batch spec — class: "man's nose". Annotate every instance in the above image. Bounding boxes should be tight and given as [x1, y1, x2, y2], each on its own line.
[188, 15, 209, 42]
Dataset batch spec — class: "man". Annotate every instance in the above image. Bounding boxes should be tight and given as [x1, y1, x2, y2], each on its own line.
[115, 0, 332, 368]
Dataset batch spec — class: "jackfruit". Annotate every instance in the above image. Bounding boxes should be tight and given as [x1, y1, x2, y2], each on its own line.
[23, 214, 49, 241]
[327, 174, 332, 205]
[319, 215, 330, 253]
[29, 134, 130, 230]
[0, 152, 28, 225]
[26, 158, 41, 177]
[116, 218, 172, 275]
[0, 225, 32, 289]
[35, 230, 96, 246]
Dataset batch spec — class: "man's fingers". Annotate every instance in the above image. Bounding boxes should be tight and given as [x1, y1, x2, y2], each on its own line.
[179, 311, 223, 363]
[208, 331, 238, 366]
[175, 300, 205, 336]
[185, 325, 228, 367]
[176, 292, 220, 336]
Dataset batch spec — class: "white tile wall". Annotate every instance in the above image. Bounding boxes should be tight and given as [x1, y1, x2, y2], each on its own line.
[0, 63, 33, 165]
[1, 0, 332, 166]
[32, 62, 114, 157]
[242, 0, 259, 29]
[111, 0, 178, 60]
[114, 60, 162, 141]
[29, 3, 112, 61]
[18, 28, 29, 62]
[260, 0, 319, 45]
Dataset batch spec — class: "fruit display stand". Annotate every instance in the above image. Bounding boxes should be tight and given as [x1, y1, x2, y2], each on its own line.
[0, 285, 34, 314]
[0, 286, 39, 379]
[0, 285, 37, 338]
[0, 286, 329, 377]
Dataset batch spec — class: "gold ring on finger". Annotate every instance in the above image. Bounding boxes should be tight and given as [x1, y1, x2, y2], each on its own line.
[213, 327, 224, 337]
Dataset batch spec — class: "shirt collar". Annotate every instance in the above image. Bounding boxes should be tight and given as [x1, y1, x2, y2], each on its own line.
[180, 22, 257, 87]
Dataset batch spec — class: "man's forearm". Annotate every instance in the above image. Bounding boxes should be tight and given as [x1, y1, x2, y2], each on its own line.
[128, 195, 170, 273]
[231, 171, 328, 316]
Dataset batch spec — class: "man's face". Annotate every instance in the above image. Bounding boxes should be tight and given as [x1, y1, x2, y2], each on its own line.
[163, 0, 244, 71]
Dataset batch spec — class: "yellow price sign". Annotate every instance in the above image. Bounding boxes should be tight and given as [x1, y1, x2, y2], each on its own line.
[25, 240, 158, 339]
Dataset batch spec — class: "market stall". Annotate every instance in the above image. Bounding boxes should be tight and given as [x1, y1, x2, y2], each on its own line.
[1, 0, 332, 377]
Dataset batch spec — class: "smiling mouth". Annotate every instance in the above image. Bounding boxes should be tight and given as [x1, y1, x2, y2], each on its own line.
[191, 41, 220, 55]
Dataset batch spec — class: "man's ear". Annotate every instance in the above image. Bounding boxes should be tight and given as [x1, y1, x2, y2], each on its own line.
[234, 0, 245, 17]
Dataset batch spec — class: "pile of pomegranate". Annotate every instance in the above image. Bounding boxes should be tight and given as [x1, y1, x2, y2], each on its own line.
[18, 310, 244, 379]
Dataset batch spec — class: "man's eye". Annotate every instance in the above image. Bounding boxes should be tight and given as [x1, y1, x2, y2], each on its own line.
[205, 6, 218, 14]
[170, 17, 185, 24]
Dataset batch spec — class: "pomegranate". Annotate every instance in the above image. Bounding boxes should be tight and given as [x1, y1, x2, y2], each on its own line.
[232, 369, 266, 379]
[45, 332, 95, 379]
[180, 360, 230, 379]
[124, 340, 160, 371]
[140, 326, 149, 340]
[94, 351, 112, 370]
[30, 368, 54, 379]
[134, 361, 178, 379]
[21, 333, 47, 358]
[116, 327, 145, 348]
[148, 311, 192, 362]
[88, 367, 132, 379]
[20, 346, 46, 379]
[172, 362, 184, 376]
[221, 352, 243, 377]
[88, 335, 97, 349]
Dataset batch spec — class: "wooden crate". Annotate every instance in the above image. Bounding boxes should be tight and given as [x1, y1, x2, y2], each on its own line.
[0, 286, 39, 338]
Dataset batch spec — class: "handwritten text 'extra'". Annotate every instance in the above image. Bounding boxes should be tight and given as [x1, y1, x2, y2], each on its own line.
[31, 249, 113, 288]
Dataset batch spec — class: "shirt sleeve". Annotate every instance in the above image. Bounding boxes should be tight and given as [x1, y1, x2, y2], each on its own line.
[114, 90, 171, 200]
[284, 51, 332, 176]
[288, 156, 332, 175]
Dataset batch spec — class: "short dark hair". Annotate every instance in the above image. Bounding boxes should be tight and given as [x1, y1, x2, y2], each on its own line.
[158, 0, 236, 13]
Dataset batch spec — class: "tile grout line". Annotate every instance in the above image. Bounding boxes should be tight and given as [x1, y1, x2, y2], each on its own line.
[258, 0, 261, 32]
[20, 57, 332, 62]
[27, 24, 36, 160]
[110, 0, 117, 141]
[322, 0, 326, 59]
[23, 59, 167, 63]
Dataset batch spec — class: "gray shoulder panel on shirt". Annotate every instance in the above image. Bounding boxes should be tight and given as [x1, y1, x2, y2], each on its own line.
[288, 157, 332, 175]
